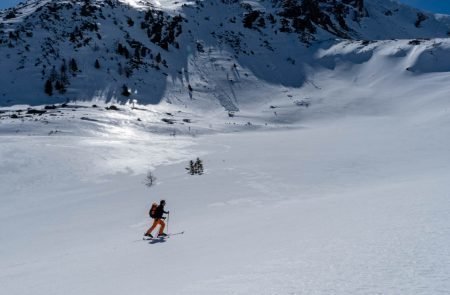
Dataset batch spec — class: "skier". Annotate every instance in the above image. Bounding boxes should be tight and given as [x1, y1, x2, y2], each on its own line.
[145, 200, 169, 238]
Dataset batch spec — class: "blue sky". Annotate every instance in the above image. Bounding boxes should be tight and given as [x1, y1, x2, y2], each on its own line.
[1, 0, 450, 14]
[1, 0, 21, 9]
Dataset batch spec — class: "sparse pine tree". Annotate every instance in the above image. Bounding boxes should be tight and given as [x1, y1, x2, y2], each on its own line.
[193, 159, 199, 174]
[45, 79, 53, 96]
[200, 161, 204, 174]
[195, 158, 204, 175]
[95, 59, 100, 69]
[70, 58, 78, 73]
[186, 158, 204, 175]
[60, 60, 69, 84]
[188, 160, 195, 175]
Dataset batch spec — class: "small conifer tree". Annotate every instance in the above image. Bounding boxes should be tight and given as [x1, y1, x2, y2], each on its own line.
[195, 158, 204, 175]
[186, 158, 204, 175]
[45, 79, 53, 96]
[187, 160, 195, 175]
[70, 58, 78, 73]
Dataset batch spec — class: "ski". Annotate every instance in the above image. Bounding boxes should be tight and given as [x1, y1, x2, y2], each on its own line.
[143, 231, 185, 240]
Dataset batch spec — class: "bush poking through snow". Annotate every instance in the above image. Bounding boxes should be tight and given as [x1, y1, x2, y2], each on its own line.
[145, 171, 157, 187]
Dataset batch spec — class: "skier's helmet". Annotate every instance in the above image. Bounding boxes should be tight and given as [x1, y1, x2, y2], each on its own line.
[160, 199, 166, 205]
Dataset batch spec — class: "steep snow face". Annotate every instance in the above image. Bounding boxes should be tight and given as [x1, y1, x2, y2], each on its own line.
[0, 0, 449, 108]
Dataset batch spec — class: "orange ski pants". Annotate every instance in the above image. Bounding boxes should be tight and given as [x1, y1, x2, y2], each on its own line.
[146, 219, 166, 235]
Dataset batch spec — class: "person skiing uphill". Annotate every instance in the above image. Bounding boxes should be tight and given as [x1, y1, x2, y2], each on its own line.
[145, 200, 169, 238]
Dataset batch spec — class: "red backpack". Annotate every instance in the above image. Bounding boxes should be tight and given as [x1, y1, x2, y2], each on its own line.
[149, 203, 158, 218]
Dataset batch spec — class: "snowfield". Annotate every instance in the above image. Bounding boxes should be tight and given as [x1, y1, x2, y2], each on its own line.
[1, 0, 450, 294]
[1, 92, 450, 294]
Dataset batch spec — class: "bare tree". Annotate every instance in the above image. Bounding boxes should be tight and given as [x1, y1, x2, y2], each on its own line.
[145, 171, 157, 187]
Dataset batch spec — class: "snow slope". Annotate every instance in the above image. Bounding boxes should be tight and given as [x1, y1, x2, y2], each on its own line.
[2, 35, 450, 293]
[1, 0, 450, 294]
[1, 94, 450, 294]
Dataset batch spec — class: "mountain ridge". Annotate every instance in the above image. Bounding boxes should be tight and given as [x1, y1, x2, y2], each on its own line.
[0, 0, 449, 108]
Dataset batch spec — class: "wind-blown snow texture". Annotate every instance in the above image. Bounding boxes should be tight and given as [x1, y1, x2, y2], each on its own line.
[1, 1, 450, 295]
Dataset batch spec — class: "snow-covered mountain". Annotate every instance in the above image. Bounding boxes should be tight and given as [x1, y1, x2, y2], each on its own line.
[0, 0, 449, 108]
[3, 2, 450, 295]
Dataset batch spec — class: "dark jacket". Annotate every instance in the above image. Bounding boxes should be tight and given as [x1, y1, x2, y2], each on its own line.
[154, 205, 168, 219]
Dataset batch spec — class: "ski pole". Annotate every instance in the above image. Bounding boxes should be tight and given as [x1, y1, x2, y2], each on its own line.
[167, 212, 170, 234]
